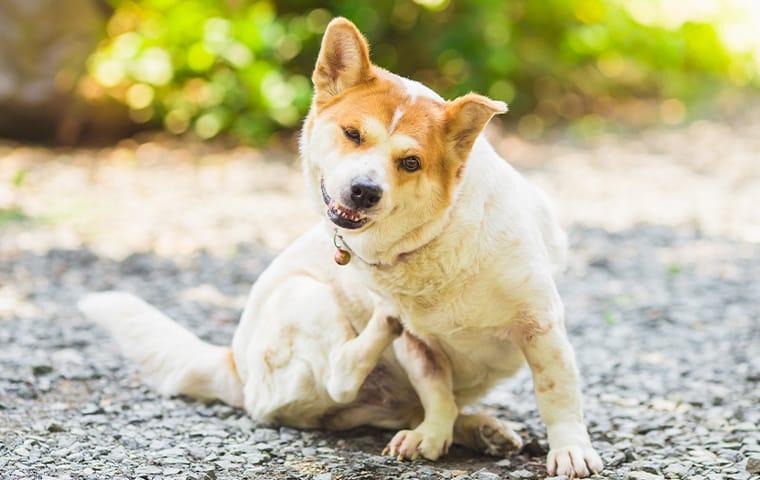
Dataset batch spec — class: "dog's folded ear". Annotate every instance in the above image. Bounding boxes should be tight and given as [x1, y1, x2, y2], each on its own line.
[312, 17, 373, 104]
[445, 93, 508, 157]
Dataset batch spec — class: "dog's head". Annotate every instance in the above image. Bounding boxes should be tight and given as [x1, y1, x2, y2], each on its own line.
[300, 18, 506, 250]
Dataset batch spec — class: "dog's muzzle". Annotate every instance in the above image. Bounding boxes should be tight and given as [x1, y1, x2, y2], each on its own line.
[321, 178, 369, 230]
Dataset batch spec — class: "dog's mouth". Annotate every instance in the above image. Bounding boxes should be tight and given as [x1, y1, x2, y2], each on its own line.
[321, 178, 369, 230]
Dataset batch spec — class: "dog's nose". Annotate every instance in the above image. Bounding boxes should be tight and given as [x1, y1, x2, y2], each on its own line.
[349, 179, 382, 209]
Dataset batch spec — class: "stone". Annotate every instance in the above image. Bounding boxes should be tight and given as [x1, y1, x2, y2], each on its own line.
[214, 460, 237, 470]
[32, 365, 53, 375]
[251, 428, 279, 443]
[134, 465, 163, 475]
[46, 422, 64, 433]
[746, 455, 760, 474]
[606, 450, 627, 467]
[188, 447, 208, 460]
[630, 461, 661, 475]
[510, 470, 535, 479]
[663, 463, 689, 477]
[156, 447, 185, 457]
[627, 473, 663, 480]
[279, 427, 300, 441]
[473, 470, 500, 480]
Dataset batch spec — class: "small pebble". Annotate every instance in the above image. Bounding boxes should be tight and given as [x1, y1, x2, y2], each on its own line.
[473, 470, 500, 480]
[746, 455, 760, 474]
[628, 472, 664, 480]
[510, 470, 535, 479]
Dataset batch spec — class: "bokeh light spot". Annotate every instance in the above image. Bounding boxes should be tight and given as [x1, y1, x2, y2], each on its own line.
[93, 59, 125, 87]
[489, 80, 516, 103]
[165, 109, 191, 134]
[126, 83, 154, 109]
[132, 48, 173, 86]
[195, 112, 223, 139]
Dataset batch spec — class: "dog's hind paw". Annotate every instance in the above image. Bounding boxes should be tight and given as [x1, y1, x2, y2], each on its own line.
[475, 418, 523, 457]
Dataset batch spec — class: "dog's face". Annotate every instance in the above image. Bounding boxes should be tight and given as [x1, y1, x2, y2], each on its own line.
[300, 18, 506, 242]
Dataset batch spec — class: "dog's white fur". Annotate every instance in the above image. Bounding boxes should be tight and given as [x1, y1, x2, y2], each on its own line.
[79, 18, 603, 477]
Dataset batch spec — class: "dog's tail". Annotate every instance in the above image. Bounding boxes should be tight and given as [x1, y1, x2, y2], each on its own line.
[78, 291, 244, 407]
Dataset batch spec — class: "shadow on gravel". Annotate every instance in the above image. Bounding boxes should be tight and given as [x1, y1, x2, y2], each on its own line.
[1, 225, 758, 479]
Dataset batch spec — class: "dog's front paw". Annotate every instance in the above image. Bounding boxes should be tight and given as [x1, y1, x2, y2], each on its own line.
[547, 444, 603, 478]
[383, 426, 451, 461]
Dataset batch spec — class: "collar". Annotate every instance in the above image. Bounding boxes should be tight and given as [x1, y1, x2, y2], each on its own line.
[332, 210, 451, 269]
[333, 230, 379, 267]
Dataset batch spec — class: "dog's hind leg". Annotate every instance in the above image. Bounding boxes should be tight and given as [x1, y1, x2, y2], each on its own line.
[453, 413, 523, 457]
[325, 307, 403, 404]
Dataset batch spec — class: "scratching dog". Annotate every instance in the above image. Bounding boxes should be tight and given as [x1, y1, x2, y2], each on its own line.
[80, 18, 603, 477]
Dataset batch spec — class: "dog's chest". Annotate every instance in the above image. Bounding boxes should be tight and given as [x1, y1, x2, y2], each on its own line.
[369, 259, 472, 308]
[366, 245, 530, 390]
[366, 228, 485, 305]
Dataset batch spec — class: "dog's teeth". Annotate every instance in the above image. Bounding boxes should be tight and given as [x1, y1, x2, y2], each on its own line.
[330, 203, 365, 224]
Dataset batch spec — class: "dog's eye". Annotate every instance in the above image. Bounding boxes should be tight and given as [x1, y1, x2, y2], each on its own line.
[342, 127, 362, 145]
[400, 156, 421, 172]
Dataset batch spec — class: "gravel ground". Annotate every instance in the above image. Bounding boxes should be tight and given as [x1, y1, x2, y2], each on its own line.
[1, 117, 759, 479]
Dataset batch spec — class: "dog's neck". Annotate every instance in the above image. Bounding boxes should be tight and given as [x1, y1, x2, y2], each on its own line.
[334, 207, 453, 268]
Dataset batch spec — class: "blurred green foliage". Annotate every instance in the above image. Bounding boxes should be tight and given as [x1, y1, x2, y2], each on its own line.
[86, 0, 760, 143]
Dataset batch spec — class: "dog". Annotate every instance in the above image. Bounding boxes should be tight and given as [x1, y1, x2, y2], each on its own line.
[79, 17, 603, 478]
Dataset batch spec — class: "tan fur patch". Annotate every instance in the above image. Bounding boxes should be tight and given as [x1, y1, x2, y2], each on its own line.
[536, 378, 556, 393]
[511, 308, 553, 345]
[385, 316, 404, 336]
[263, 325, 296, 372]
[401, 331, 442, 377]
[226, 348, 238, 376]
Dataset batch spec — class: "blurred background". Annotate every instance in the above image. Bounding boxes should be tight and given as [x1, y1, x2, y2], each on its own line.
[2, 0, 760, 257]
[2, 0, 760, 144]
[2, 0, 760, 255]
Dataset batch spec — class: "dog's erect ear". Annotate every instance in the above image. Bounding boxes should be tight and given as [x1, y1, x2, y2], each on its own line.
[312, 17, 373, 104]
[445, 93, 508, 157]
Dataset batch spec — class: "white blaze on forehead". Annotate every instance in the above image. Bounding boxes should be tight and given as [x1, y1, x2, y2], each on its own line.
[389, 107, 404, 134]
[398, 75, 444, 103]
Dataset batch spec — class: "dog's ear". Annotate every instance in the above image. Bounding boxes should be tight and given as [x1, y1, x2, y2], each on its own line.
[445, 93, 508, 157]
[312, 17, 373, 104]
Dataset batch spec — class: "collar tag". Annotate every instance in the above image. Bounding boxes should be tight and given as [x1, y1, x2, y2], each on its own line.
[333, 230, 351, 266]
